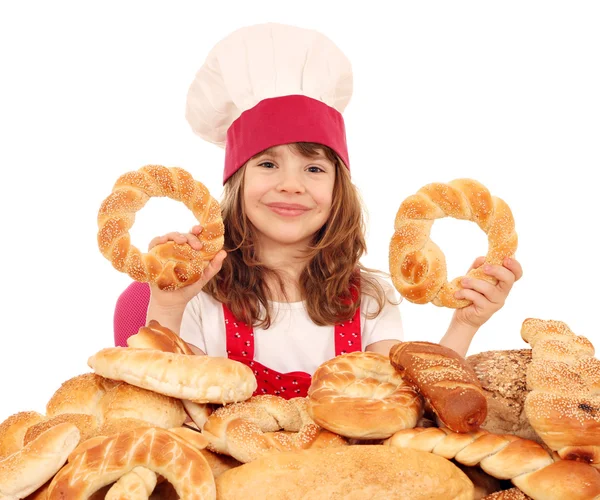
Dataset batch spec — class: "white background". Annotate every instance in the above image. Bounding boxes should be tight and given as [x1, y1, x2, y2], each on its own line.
[1, 1, 598, 423]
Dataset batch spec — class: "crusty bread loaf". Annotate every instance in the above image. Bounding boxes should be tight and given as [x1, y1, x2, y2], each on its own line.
[385, 426, 600, 500]
[203, 395, 347, 463]
[521, 318, 600, 467]
[0, 422, 80, 499]
[390, 341, 487, 432]
[389, 178, 518, 308]
[47, 427, 215, 499]
[455, 463, 503, 500]
[466, 349, 540, 443]
[97, 164, 224, 290]
[215, 445, 474, 499]
[307, 351, 423, 439]
[88, 347, 257, 404]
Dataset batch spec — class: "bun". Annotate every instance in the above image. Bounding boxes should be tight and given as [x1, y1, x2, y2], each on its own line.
[215, 445, 475, 499]
[307, 351, 423, 439]
[390, 341, 487, 432]
[389, 178, 517, 308]
[97, 164, 224, 290]
[385, 426, 600, 500]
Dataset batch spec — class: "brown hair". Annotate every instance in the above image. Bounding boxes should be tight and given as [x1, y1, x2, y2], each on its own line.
[203, 142, 394, 328]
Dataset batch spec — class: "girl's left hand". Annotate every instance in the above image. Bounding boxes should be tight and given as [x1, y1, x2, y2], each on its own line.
[452, 256, 523, 329]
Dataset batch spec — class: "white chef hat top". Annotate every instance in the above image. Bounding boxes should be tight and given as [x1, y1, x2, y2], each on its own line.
[185, 22, 353, 184]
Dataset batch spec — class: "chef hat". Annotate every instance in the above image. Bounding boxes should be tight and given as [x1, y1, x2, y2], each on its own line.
[185, 22, 353, 184]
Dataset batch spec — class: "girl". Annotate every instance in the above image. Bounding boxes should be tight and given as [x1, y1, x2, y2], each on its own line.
[120, 23, 522, 399]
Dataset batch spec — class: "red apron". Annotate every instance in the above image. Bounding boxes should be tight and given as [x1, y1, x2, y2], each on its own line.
[223, 296, 362, 399]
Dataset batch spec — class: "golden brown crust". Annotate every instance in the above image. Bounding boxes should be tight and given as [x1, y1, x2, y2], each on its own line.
[45, 372, 118, 418]
[466, 349, 540, 442]
[88, 347, 257, 404]
[521, 318, 600, 465]
[390, 341, 487, 433]
[0, 422, 80, 499]
[482, 489, 531, 500]
[97, 164, 224, 290]
[127, 320, 195, 355]
[23, 413, 98, 445]
[202, 395, 347, 463]
[215, 445, 475, 499]
[307, 351, 423, 439]
[389, 178, 517, 308]
[0, 411, 45, 459]
[385, 426, 600, 500]
[125, 320, 213, 428]
[47, 427, 216, 499]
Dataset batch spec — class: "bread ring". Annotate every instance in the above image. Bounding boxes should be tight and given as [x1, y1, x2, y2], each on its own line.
[97, 164, 224, 291]
[202, 395, 347, 463]
[389, 178, 518, 308]
[46, 427, 216, 499]
[307, 351, 424, 439]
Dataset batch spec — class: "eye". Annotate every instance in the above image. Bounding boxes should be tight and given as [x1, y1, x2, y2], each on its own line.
[307, 165, 325, 173]
[258, 161, 276, 169]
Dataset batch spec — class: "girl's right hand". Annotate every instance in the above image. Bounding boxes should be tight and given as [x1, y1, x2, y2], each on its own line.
[147, 225, 227, 309]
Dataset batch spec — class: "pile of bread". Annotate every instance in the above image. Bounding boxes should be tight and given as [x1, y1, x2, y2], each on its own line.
[1, 318, 600, 499]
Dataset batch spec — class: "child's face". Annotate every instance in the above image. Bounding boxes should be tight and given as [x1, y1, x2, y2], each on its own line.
[243, 144, 336, 250]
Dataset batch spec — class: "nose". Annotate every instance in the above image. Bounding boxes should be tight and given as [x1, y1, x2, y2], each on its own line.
[276, 169, 305, 194]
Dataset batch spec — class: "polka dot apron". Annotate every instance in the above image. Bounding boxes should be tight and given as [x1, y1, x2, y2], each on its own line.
[223, 293, 362, 399]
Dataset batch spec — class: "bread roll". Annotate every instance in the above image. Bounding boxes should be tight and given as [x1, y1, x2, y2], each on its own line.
[466, 349, 540, 443]
[308, 351, 423, 439]
[88, 347, 257, 404]
[390, 341, 487, 432]
[215, 445, 474, 499]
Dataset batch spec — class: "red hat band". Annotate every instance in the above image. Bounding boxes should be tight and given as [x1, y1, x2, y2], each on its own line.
[224, 94, 350, 184]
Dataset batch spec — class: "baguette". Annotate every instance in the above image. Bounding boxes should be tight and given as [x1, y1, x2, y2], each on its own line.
[389, 341, 487, 432]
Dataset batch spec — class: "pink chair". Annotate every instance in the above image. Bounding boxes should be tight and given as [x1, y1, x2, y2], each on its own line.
[114, 281, 150, 347]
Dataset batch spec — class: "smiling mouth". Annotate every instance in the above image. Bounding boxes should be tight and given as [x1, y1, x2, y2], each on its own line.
[266, 205, 310, 217]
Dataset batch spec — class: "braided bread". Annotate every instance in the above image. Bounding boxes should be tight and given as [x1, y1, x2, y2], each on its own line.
[385, 426, 600, 500]
[0, 422, 80, 499]
[97, 164, 224, 290]
[202, 395, 347, 463]
[47, 427, 216, 499]
[521, 318, 600, 467]
[389, 178, 517, 308]
[389, 341, 487, 433]
[307, 351, 423, 439]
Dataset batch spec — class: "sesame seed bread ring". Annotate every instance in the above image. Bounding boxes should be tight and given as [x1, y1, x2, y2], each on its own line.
[202, 395, 348, 463]
[389, 178, 518, 308]
[307, 351, 424, 439]
[97, 164, 224, 291]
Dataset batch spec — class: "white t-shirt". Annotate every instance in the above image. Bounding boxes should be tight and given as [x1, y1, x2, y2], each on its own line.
[179, 275, 404, 375]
